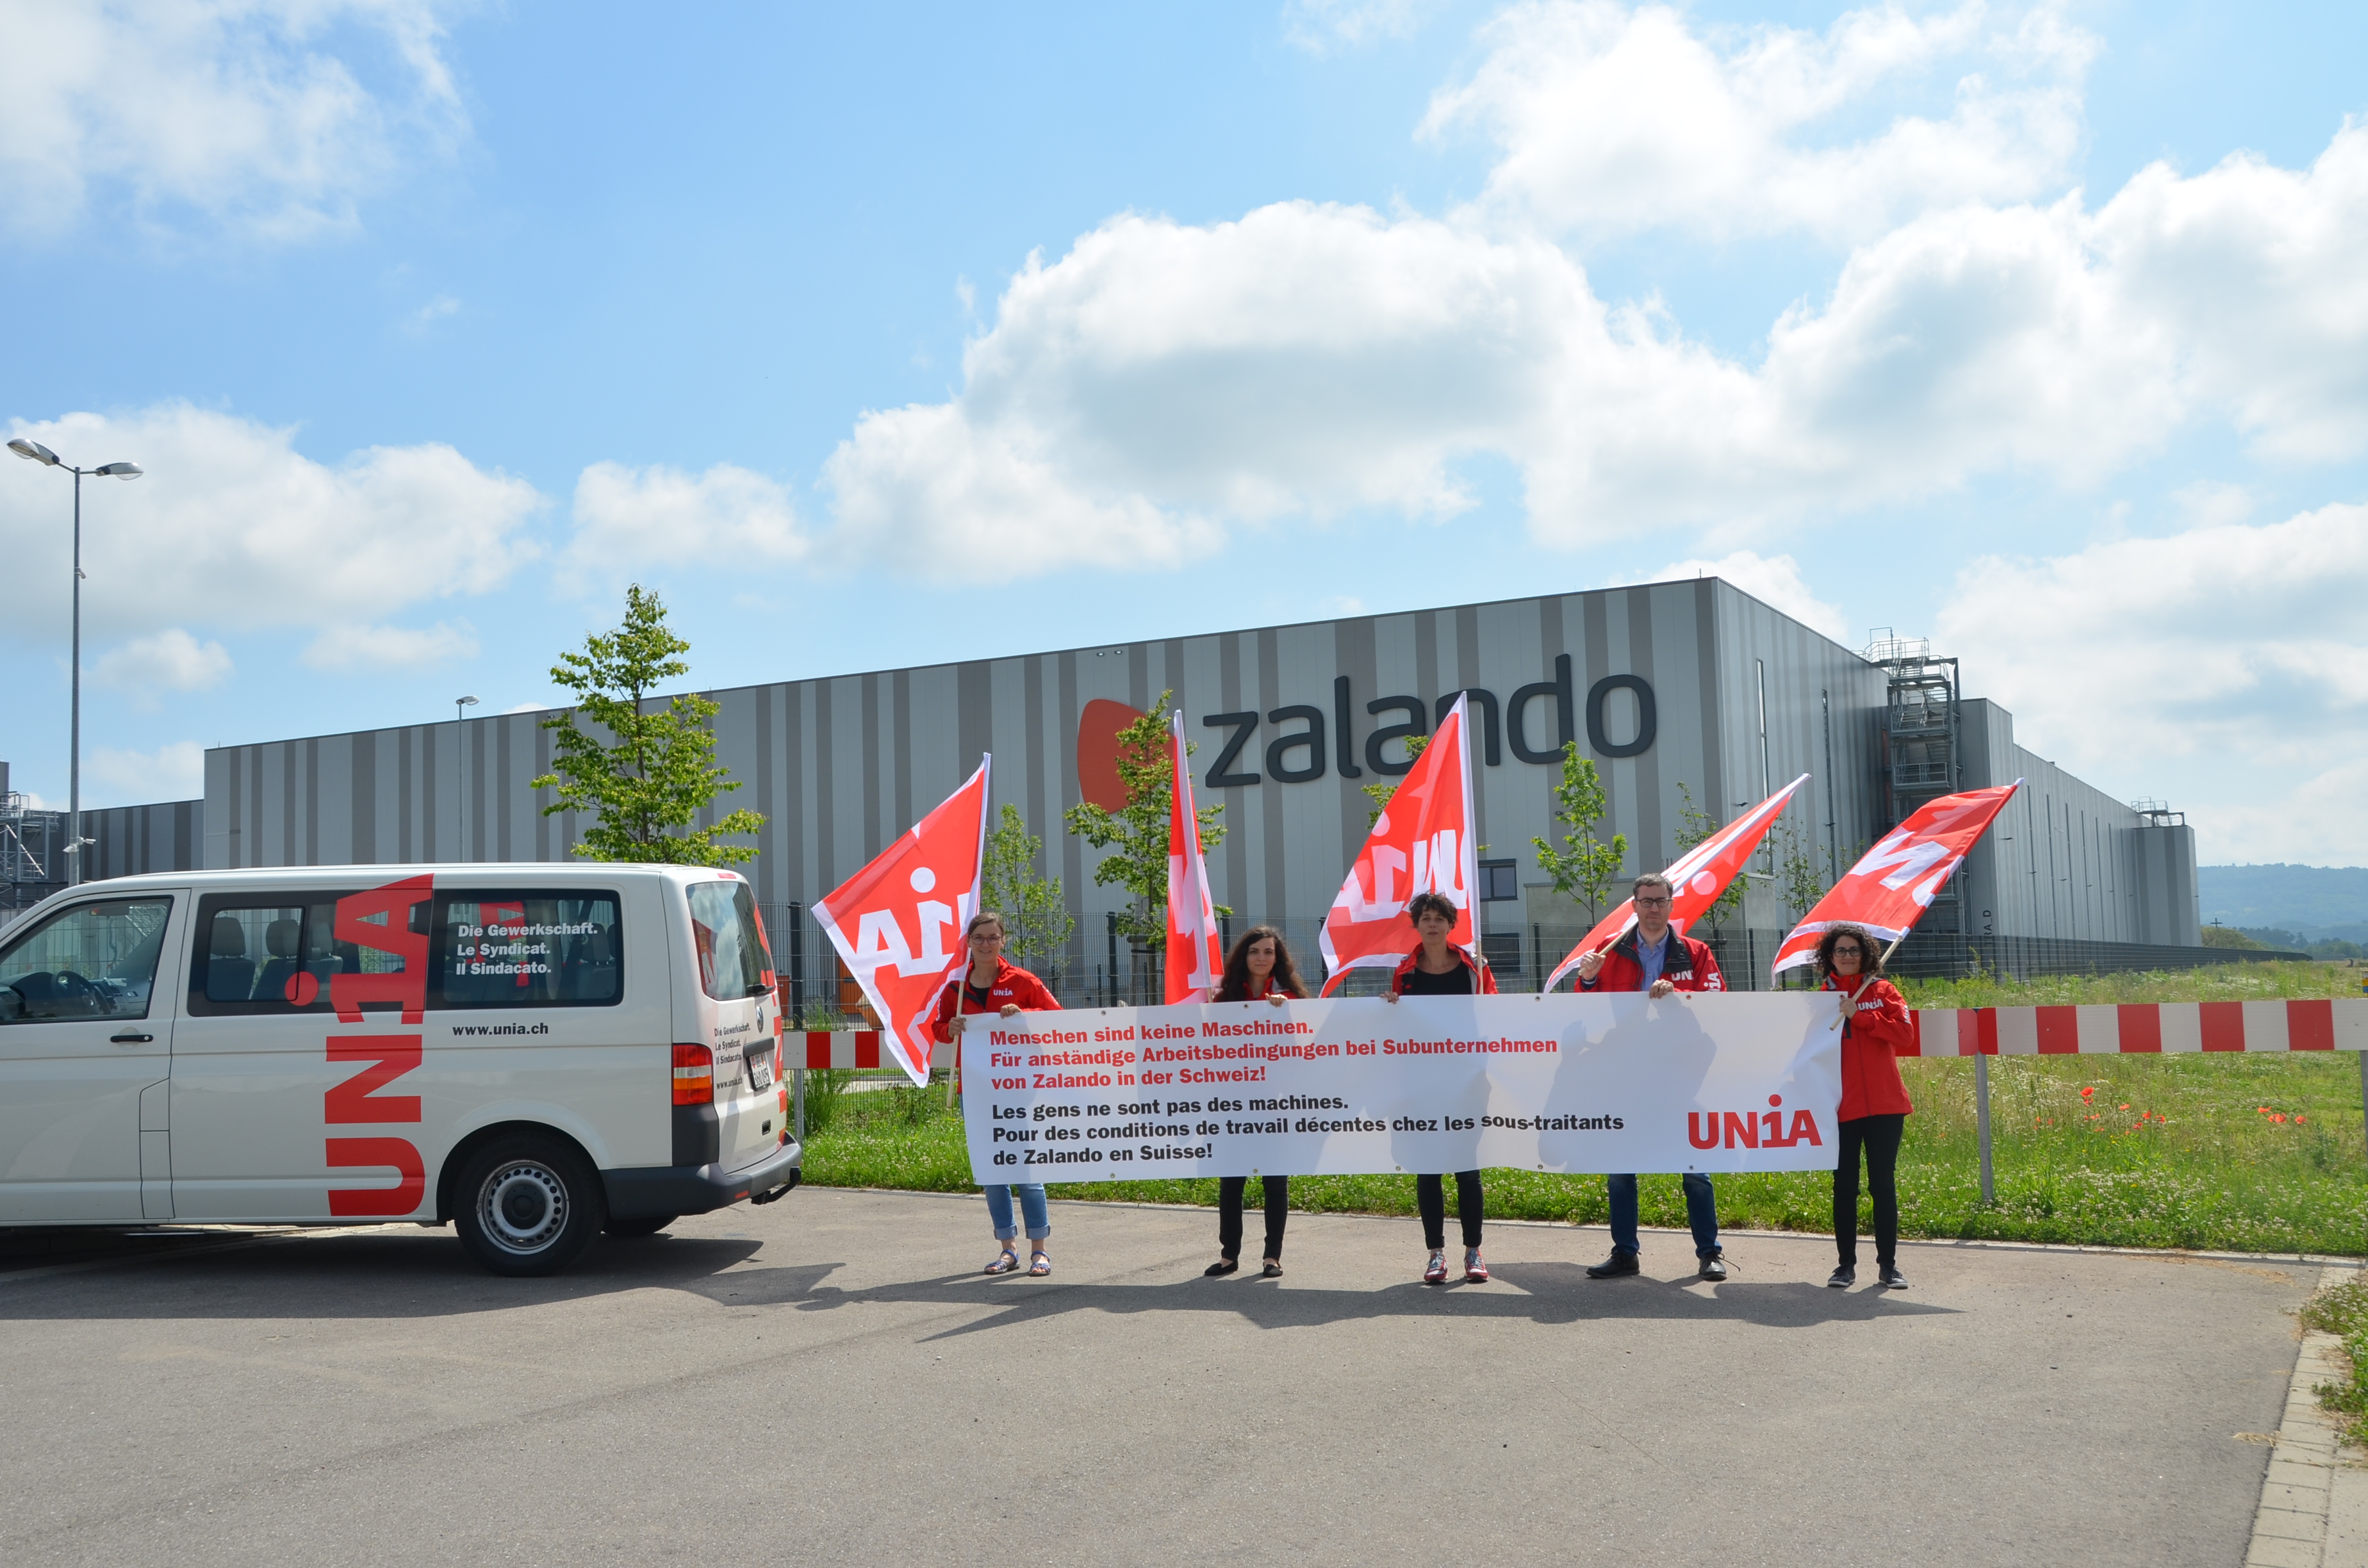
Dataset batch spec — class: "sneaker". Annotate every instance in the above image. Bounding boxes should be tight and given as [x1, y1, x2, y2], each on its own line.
[1464, 1249, 1489, 1283]
[1698, 1254, 1727, 1282]
[1424, 1250, 1449, 1284]
[1827, 1265, 1855, 1289]
[1879, 1264, 1907, 1289]
[1585, 1250, 1640, 1279]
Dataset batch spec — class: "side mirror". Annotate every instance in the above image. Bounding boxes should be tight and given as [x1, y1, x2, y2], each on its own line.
[0, 986, 22, 1022]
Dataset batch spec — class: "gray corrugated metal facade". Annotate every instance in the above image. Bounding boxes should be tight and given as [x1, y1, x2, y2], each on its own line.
[51, 576, 2202, 972]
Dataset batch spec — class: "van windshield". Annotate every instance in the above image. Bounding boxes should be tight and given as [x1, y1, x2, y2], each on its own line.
[687, 881, 769, 1002]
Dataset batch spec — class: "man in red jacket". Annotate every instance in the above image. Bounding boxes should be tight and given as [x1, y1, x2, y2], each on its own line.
[1575, 873, 1729, 1282]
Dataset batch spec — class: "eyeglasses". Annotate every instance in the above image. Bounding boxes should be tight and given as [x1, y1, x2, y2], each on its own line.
[1832, 945, 1864, 956]
[1633, 895, 1672, 907]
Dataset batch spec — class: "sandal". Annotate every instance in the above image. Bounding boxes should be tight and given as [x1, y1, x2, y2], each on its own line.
[1205, 1257, 1240, 1277]
[984, 1248, 1019, 1275]
[1464, 1249, 1488, 1284]
[1028, 1252, 1051, 1277]
[1423, 1250, 1449, 1284]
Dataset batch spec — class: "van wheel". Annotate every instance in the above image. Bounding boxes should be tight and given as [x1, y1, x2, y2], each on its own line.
[453, 1134, 606, 1277]
[605, 1213, 678, 1238]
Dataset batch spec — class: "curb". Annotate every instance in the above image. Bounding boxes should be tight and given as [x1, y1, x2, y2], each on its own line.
[2246, 1266, 2365, 1567]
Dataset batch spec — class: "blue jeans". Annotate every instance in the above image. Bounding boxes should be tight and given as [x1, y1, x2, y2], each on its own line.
[984, 1183, 1049, 1243]
[1607, 1172, 1720, 1257]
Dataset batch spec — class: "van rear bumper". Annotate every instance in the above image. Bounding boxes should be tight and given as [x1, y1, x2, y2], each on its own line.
[602, 1141, 803, 1219]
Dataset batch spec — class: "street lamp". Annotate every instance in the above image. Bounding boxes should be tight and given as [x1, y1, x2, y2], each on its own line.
[9, 438, 143, 887]
[454, 696, 479, 863]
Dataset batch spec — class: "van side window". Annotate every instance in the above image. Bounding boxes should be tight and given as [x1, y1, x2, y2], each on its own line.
[434, 893, 622, 1009]
[189, 883, 431, 1017]
[0, 898, 174, 1024]
[686, 881, 770, 1002]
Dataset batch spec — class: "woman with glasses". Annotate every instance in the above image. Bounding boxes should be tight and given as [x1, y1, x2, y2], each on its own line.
[1816, 924, 1914, 1289]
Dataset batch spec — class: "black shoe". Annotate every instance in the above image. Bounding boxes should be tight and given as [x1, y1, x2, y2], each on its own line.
[1262, 1261, 1283, 1278]
[1204, 1257, 1238, 1277]
[1698, 1254, 1727, 1282]
[1879, 1264, 1907, 1289]
[1586, 1250, 1640, 1278]
[1828, 1265, 1855, 1289]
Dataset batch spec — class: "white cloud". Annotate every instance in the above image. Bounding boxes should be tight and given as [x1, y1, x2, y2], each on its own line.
[816, 110, 2368, 571]
[1424, 1, 2094, 246]
[0, 405, 545, 644]
[402, 294, 459, 335]
[1935, 501, 2368, 861]
[85, 740, 206, 805]
[301, 620, 479, 671]
[1284, 0, 1442, 52]
[1649, 552, 1846, 640]
[0, 0, 466, 241]
[92, 628, 234, 701]
[567, 461, 813, 587]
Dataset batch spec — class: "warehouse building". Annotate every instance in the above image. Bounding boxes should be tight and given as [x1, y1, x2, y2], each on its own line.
[10, 578, 2206, 992]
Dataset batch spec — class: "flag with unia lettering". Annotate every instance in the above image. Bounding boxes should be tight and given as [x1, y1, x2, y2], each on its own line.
[1318, 694, 1477, 995]
[813, 758, 992, 1084]
[1164, 709, 1224, 1004]
[1541, 774, 1811, 993]
[1770, 781, 2022, 976]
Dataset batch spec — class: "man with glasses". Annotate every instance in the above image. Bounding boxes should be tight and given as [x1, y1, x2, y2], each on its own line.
[1574, 872, 1730, 1282]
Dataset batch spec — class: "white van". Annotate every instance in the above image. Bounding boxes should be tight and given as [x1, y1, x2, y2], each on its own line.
[0, 863, 801, 1275]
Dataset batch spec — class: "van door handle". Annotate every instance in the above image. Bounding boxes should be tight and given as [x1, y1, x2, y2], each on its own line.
[111, 1032, 154, 1045]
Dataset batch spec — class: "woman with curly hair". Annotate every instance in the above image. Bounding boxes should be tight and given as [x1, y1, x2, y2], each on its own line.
[1818, 924, 1914, 1290]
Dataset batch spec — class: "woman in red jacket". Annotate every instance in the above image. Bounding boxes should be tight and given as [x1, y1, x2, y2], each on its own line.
[1203, 926, 1310, 1279]
[1819, 924, 1914, 1290]
[1386, 892, 1498, 1284]
[930, 911, 1062, 1277]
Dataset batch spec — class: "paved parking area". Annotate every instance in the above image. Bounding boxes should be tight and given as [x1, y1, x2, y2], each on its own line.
[0, 1191, 2331, 1567]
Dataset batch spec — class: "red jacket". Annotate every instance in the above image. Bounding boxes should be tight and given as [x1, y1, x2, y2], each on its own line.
[1389, 944, 1499, 994]
[1579, 926, 1724, 993]
[1827, 973, 1914, 1121]
[928, 958, 1060, 1045]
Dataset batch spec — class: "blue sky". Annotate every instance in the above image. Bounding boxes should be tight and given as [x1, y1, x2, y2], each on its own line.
[4, 1, 2366, 864]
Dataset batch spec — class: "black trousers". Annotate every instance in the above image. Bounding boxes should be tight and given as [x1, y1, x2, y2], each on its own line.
[1834, 1114, 1906, 1269]
[1218, 1175, 1289, 1261]
[1417, 1170, 1484, 1251]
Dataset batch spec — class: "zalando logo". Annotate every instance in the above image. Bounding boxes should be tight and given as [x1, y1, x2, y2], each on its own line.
[1075, 657, 1657, 810]
[1689, 1095, 1823, 1150]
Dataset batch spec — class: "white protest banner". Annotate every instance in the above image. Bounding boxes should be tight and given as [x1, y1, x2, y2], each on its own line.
[961, 992, 1843, 1181]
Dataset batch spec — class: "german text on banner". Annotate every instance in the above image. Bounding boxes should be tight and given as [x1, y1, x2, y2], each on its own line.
[1317, 694, 1477, 993]
[1772, 781, 2021, 976]
[1164, 709, 1222, 1004]
[1543, 774, 1809, 993]
[813, 757, 991, 1084]
[961, 992, 1843, 1180]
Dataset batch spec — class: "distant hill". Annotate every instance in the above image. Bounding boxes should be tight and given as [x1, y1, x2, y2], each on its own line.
[2199, 863, 2368, 942]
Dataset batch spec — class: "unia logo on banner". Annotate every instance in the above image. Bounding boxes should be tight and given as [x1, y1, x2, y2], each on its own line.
[1688, 1094, 1823, 1151]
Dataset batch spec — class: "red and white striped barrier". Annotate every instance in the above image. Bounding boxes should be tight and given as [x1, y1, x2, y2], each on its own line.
[797, 1030, 887, 1070]
[1907, 1000, 2368, 1056]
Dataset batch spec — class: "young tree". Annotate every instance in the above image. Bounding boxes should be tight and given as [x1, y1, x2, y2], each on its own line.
[1360, 735, 1429, 828]
[530, 585, 764, 864]
[1062, 694, 1227, 950]
[1531, 742, 1627, 925]
[1670, 781, 1747, 933]
[1777, 822, 1831, 926]
[981, 803, 1075, 984]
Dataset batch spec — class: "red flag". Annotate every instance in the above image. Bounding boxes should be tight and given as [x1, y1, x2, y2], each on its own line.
[1542, 774, 1808, 992]
[1164, 709, 1224, 1004]
[813, 758, 992, 1084]
[1771, 781, 2021, 976]
[1318, 695, 1477, 995]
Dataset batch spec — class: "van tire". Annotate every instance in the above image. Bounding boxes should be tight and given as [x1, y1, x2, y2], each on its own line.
[453, 1134, 607, 1277]
[604, 1213, 678, 1238]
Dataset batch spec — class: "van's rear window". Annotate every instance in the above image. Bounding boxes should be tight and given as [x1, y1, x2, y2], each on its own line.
[438, 894, 621, 1008]
[686, 881, 769, 1002]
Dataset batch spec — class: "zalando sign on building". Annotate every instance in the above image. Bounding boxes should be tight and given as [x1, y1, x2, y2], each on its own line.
[159, 577, 2199, 986]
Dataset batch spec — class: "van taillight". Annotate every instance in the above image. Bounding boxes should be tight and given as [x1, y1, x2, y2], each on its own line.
[672, 1043, 714, 1106]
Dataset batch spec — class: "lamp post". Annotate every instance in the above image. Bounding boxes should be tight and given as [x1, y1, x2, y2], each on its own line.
[8, 439, 142, 887]
[454, 696, 479, 863]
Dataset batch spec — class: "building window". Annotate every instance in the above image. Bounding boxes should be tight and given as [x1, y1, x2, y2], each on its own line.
[1479, 860, 1520, 902]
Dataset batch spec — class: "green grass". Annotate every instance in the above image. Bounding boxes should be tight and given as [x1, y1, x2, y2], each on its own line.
[799, 964, 2368, 1257]
[2301, 1275, 2368, 1450]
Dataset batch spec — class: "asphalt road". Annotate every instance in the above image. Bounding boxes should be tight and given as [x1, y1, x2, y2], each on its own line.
[0, 1191, 2318, 1567]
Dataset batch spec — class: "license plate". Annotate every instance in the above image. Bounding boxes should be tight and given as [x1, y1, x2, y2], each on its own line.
[748, 1049, 774, 1090]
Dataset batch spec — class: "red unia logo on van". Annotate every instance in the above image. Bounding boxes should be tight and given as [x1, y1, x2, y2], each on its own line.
[1689, 1095, 1823, 1151]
